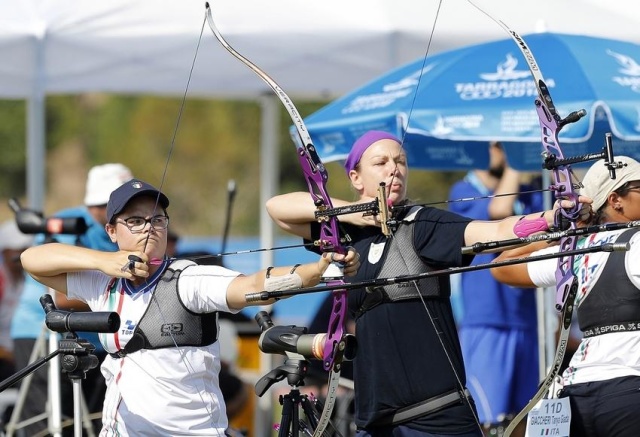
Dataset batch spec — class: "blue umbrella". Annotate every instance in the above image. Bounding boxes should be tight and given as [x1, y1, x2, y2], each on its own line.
[303, 32, 640, 170]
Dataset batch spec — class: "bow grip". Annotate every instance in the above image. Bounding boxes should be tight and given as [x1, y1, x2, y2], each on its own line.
[555, 192, 582, 229]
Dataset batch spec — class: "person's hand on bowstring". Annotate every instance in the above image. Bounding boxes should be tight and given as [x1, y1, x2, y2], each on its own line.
[111, 251, 149, 279]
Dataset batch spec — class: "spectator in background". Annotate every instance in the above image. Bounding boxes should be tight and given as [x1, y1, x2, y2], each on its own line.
[0, 220, 34, 381]
[10, 163, 133, 436]
[448, 142, 543, 436]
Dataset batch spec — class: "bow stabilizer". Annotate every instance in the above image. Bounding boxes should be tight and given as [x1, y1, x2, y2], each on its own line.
[244, 242, 628, 301]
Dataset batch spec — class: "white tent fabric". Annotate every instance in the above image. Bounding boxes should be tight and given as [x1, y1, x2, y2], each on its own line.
[3, 0, 640, 98]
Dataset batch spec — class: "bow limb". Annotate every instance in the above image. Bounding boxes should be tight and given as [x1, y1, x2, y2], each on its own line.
[204, 4, 347, 435]
[203, 1, 345, 372]
[465, 6, 583, 434]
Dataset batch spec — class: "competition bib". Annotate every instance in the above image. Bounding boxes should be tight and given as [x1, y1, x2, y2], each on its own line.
[525, 398, 571, 437]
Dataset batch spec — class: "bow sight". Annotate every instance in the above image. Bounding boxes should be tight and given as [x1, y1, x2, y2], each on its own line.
[543, 133, 625, 180]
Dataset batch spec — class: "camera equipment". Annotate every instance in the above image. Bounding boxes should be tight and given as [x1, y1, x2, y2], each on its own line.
[40, 294, 121, 334]
[253, 311, 345, 437]
[255, 311, 356, 362]
[8, 198, 88, 235]
[0, 296, 104, 437]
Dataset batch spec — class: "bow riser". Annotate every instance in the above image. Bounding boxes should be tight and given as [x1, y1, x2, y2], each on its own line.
[536, 98, 580, 214]
[298, 146, 348, 370]
[323, 287, 347, 370]
[204, 5, 354, 434]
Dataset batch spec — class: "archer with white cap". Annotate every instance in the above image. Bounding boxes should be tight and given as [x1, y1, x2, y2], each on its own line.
[492, 156, 640, 437]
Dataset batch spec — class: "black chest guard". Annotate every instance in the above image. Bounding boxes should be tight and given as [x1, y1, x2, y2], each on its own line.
[579, 229, 640, 336]
[114, 259, 218, 357]
[356, 208, 444, 318]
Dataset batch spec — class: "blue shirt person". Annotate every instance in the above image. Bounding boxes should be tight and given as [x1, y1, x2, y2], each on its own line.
[448, 142, 543, 435]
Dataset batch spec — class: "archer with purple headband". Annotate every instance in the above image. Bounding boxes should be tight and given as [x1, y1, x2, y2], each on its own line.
[267, 130, 591, 437]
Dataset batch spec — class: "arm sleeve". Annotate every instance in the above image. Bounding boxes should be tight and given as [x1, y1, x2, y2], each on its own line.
[625, 231, 640, 289]
[178, 265, 241, 313]
[526, 246, 559, 288]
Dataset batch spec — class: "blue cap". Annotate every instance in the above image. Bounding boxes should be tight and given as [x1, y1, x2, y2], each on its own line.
[106, 179, 169, 223]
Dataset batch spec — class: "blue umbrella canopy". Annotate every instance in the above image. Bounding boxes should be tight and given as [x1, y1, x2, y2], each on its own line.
[303, 32, 640, 170]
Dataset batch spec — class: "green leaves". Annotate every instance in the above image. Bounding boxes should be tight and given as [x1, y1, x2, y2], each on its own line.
[0, 95, 462, 234]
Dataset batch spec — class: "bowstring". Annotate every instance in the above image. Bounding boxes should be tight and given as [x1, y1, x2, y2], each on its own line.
[393, 187, 553, 210]
[381, 0, 483, 431]
[140, 10, 207, 254]
[121, 12, 226, 436]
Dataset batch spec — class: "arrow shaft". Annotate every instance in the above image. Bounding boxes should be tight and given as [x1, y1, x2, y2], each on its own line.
[245, 242, 626, 302]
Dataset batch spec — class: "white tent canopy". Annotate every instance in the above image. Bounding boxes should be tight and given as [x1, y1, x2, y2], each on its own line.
[3, 0, 640, 282]
[3, 0, 640, 208]
[4, 0, 640, 98]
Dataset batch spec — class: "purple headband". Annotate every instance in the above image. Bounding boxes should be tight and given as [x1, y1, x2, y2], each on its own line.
[344, 130, 401, 174]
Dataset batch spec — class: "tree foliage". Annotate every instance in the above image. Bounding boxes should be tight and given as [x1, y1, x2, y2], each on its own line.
[0, 95, 463, 235]
[0, 101, 26, 198]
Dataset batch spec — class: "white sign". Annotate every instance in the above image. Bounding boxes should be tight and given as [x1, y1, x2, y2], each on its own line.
[525, 398, 571, 437]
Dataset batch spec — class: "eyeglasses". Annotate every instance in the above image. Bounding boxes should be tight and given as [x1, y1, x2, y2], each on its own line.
[116, 215, 169, 233]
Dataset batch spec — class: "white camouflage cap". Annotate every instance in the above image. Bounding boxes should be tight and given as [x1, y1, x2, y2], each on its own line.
[0, 220, 33, 251]
[581, 156, 640, 211]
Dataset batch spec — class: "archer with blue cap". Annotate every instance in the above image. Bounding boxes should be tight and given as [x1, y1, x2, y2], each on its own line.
[20, 178, 360, 436]
[10, 162, 133, 436]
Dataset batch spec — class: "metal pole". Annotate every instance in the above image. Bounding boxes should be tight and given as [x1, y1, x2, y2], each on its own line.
[26, 26, 46, 210]
[257, 94, 279, 437]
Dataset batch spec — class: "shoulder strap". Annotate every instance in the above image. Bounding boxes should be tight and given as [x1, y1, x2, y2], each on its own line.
[402, 206, 423, 223]
[165, 259, 197, 275]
